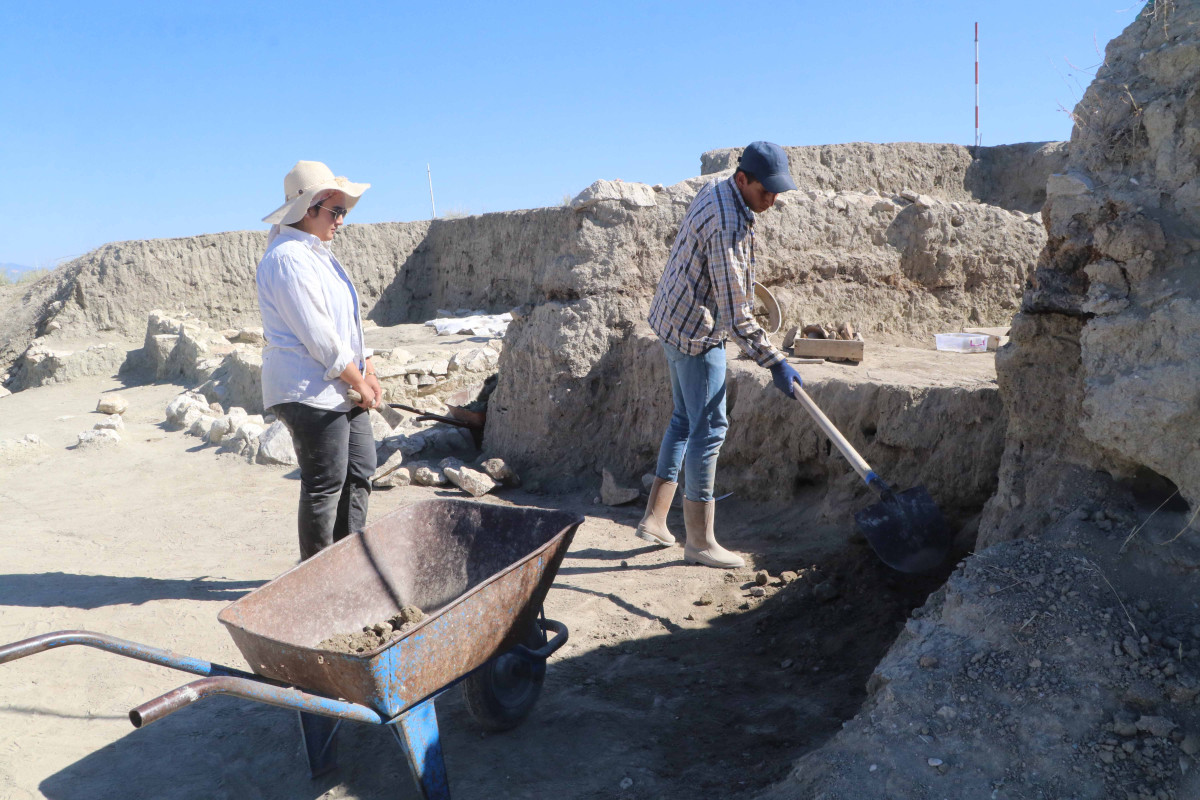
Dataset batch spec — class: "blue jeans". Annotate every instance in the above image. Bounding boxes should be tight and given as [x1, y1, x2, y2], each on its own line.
[654, 341, 729, 502]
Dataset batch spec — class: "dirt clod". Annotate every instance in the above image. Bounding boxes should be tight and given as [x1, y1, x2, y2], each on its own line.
[316, 605, 427, 654]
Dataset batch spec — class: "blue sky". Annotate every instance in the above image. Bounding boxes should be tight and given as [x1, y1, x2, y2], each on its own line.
[2, 1, 1143, 267]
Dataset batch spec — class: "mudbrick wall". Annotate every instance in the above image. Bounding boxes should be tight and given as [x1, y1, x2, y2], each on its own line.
[3, 142, 1051, 520]
[701, 140, 1068, 214]
[484, 175, 1042, 512]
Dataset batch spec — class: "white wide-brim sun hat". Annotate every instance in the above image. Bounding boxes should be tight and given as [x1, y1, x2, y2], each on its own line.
[262, 160, 370, 225]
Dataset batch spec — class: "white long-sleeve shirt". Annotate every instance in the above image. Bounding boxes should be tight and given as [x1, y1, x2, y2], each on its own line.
[256, 226, 368, 411]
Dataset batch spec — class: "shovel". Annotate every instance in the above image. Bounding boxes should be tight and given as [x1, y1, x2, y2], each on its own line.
[789, 380, 950, 573]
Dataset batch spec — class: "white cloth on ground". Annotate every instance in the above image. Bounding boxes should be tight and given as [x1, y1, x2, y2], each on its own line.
[425, 311, 513, 338]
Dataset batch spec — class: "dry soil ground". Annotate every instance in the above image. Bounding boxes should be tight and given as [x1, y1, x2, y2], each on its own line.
[0, 360, 964, 800]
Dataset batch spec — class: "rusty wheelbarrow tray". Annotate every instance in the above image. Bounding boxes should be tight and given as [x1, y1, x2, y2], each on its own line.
[0, 499, 583, 800]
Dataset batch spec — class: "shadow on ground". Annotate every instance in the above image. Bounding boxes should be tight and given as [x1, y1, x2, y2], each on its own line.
[0, 573, 264, 609]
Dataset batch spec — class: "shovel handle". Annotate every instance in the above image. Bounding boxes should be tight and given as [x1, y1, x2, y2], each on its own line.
[790, 380, 883, 490]
[346, 388, 375, 408]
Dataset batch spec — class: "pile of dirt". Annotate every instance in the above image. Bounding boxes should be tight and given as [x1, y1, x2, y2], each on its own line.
[316, 605, 426, 654]
[765, 524, 1200, 800]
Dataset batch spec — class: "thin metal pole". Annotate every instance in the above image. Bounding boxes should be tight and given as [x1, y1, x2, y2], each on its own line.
[975, 23, 981, 148]
[427, 164, 436, 219]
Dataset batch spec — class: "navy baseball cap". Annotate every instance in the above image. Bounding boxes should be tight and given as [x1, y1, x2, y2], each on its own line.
[738, 141, 797, 194]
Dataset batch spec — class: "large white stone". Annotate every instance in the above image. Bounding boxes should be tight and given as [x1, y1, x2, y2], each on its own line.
[411, 465, 447, 486]
[206, 415, 233, 443]
[444, 466, 496, 498]
[188, 415, 218, 438]
[166, 392, 209, 425]
[571, 179, 658, 211]
[601, 469, 640, 506]
[256, 421, 297, 465]
[448, 347, 500, 373]
[220, 422, 264, 456]
[177, 406, 207, 431]
[373, 448, 407, 481]
[96, 395, 129, 415]
[94, 414, 125, 431]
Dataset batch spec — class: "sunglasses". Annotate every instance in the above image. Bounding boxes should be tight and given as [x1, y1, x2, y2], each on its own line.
[317, 204, 349, 220]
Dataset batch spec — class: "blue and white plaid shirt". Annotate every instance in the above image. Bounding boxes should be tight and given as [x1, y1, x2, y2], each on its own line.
[648, 176, 783, 367]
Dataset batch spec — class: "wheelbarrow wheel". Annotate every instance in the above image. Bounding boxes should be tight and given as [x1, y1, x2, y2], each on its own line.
[460, 618, 547, 732]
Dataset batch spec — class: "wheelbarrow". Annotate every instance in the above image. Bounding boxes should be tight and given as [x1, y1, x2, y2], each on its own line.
[0, 499, 583, 799]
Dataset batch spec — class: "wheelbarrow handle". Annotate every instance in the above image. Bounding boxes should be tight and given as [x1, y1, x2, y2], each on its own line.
[0, 630, 260, 681]
[791, 381, 890, 494]
[130, 675, 385, 729]
[507, 618, 568, 661]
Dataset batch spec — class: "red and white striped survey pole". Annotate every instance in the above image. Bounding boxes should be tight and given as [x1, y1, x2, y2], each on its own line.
[975, 22, 981, 148]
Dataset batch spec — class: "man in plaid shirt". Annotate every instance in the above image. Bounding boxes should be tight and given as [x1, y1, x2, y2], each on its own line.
[638, 141, 803, 568]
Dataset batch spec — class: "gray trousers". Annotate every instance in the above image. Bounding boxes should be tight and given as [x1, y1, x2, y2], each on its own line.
[272, 403, 377, 561]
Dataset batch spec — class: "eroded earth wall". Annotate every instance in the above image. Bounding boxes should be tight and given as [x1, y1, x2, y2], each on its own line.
[980, 0, 1200, 549]
[700, 141, 1069, 213]
[776, 8, 1200, 798]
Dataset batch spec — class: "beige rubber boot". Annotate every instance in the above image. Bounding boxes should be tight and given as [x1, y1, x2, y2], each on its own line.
[683, 498, 745, 569]
[636, 477, 678, 546]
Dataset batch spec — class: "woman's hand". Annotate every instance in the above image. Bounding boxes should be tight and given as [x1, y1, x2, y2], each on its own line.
[365, 372, 383, 407]
[340, 362, 377, 409]
[349, 379, 376, 409]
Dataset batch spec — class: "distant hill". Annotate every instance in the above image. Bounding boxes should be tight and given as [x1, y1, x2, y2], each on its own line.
[1, 263, 49, 283]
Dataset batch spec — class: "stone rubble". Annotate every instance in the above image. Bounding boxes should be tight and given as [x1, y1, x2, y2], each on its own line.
[76, 429, 120, 449]
[0, 433, 42, 466]
[93, 414, 124, 431]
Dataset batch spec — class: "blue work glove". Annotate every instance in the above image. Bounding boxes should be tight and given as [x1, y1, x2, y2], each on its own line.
[769, 361, 802, 399]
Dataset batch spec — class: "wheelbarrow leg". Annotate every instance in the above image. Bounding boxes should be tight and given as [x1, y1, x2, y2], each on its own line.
[389, 697, 449, 800]
[298, 711, 341, 778]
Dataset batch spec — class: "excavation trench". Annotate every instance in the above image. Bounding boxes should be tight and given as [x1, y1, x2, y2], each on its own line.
[428, 330, 1001, 798]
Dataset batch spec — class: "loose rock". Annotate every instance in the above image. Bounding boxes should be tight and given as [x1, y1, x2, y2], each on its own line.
[256, 421, 297, 466]
[480, 457, 520, 486]
[444, 466, 497, 497]
[96, 395, 129, 415]
[412, 465, 447, 486]
[600, 469, 640, 506]
[76, 429, 120, 449]
[94, 414, 124, 431]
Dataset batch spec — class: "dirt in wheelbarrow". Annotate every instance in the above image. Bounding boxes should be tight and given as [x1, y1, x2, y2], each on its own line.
[0, 376, 961, 800]
[317, 605, 426, 654]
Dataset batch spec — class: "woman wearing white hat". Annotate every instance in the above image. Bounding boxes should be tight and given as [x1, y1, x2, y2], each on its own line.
[256, 160, 380, 560]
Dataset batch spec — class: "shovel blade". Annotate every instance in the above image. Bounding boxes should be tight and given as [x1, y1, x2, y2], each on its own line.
[854, 486, 950, 574]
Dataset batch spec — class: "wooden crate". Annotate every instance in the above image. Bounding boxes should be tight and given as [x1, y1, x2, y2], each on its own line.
[790, 338, 865, 362]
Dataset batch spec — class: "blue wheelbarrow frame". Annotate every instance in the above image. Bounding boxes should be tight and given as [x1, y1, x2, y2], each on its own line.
[0, 499, 583, 800]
